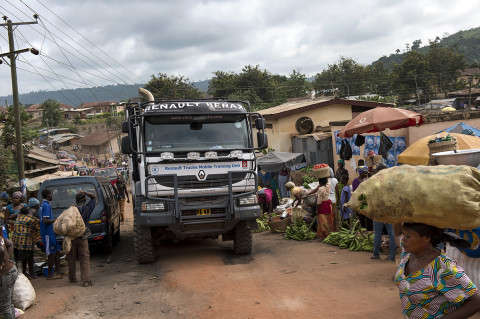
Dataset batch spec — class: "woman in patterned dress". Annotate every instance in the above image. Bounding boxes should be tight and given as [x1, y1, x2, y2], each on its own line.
[12, 200, 40, 279]
[395, 223, 480, 318]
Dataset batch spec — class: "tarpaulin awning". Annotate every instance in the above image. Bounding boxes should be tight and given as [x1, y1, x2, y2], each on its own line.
[257, 152, 305, 172]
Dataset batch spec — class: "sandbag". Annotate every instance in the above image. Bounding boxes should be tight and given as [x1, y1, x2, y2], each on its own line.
[12, 273, 36, 311]
[53, 205, 85, 238]
[346, 165, 480, 230]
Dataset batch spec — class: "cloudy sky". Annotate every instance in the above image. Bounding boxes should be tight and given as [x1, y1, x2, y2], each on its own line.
[0, 0, 479, 99]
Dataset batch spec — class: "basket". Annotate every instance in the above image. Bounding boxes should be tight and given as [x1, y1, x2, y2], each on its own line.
[267, 216, 292, 233]
[290, 207, 308, 223]
[428, 138, 458, 155]
[312, 167, 330, 178]
[428, 138, 458, 165]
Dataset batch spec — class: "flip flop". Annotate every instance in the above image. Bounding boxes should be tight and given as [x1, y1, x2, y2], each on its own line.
[82, 281, 92, 287]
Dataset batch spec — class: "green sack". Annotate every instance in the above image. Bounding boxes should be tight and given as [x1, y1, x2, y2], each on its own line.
[346, 165, 480, 230]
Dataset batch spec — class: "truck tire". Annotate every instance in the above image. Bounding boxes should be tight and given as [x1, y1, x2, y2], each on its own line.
[133, 214, 155, 263]
[233, 221, 252, 255]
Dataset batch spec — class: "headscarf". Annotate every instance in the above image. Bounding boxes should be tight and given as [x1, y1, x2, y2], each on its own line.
[12, 191, 23, 199]
[285, 182, 295, 189]
[0, 192, 8, 199]
[358, 166, 368, 174]
[257, 188, 265, 197]
[337, 159, 345, 166]
[28, 198, 40, 208]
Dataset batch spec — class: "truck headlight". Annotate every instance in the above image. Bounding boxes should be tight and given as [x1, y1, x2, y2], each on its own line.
[205, 151, 217, 159]
[142, 202, 166, 211]
[230, 150, 243, 158]
[187, 152, 200, 160]
[161, 152, 174, 160]
[238, 194, 258, 206]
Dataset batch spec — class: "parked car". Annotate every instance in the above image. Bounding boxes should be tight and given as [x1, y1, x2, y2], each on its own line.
[56, 150, 68, 159]
[93, 167, 118, 184]
[67, 153, 77, 160]
[38, 144, 47, 149]
[38, 176, 121, 252]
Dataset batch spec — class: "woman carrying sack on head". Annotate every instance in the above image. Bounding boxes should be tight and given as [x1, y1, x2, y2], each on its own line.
[396, 223, 480, 318]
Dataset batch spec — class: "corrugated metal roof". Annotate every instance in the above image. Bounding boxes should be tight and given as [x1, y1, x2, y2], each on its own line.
[74, 131, 120, 146]
[257, 97, 393, 120]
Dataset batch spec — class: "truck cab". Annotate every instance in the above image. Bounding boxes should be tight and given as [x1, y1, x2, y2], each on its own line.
[121, 96, 268, 263]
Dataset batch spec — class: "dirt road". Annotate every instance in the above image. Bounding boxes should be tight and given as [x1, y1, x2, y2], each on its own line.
[23, 202, 480, 319]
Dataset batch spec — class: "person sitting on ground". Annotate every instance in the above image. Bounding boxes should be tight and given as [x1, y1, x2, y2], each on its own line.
[67, 190, 96, 287]
[396, 223, 480, 318]
[12, 198, 40, 279]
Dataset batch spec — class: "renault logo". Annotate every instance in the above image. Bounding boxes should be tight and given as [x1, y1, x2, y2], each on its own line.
[198, 170, 206, 180]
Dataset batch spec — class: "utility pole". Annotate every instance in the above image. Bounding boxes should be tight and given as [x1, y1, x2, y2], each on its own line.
[0, 17, 39, 197]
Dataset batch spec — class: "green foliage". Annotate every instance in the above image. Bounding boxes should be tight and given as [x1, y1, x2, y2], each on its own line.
[0, 105, 35, 158]
[208, 65, 311, 110]
[144, 73, 203, 100]
[41, 99, 62, 127]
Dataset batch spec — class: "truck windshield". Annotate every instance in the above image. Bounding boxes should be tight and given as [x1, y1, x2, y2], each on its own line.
[144, 117, 250, 152]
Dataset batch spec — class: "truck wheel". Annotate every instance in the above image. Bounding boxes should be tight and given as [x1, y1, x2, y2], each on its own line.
[133, 214, 155, 263]
[234, 221, 252, 255]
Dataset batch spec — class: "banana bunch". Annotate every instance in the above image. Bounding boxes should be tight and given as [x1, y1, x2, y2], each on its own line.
[284, 220, 316, 241]
[323, 220, 374, 252]
[254, 217, 270, 233]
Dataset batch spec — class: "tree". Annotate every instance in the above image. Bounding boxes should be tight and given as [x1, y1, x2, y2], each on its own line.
[390, 50, 429, 104]
[0, 105, 36, 171]
[312, 57, 368, 97]
[411, 39, 422, 50]
[144, 73, 203, 100]
[41, 99, 62, 127]
[208, 65, 308, 110]
[426, 41, 465, 97]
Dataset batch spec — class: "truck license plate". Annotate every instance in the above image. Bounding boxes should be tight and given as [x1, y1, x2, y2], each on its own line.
[196, 208, 211, 215]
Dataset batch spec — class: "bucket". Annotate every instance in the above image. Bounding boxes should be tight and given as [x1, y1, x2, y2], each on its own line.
[43, 266, 54, 277]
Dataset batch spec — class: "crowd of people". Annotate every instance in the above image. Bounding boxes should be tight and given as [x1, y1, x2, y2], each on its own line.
[255, 159, 480, 318]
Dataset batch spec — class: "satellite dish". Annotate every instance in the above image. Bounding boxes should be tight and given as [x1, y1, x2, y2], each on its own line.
[295, 117, 315, 134]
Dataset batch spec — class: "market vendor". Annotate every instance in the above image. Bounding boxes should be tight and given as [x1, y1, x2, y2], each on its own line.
[308, 177, 332, 240]
[285, 182, 317, 225]
[257, 188, 273, 215]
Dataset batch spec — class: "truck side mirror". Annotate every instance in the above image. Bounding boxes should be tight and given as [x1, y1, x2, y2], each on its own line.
[257, 132, 268, 149]
[121, 136, 132, 154]
[255, 118, 266, 130]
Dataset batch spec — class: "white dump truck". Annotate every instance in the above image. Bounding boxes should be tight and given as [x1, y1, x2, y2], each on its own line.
[121, 89, 268, 263]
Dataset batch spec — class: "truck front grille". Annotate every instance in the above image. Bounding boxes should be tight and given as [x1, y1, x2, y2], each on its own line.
[182, 221, 225, 232]
[181, 208, 226, 217]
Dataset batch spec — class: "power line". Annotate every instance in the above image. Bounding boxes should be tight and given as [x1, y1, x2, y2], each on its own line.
[31, 0, 145, 84]
[1, 3, 124, 86]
